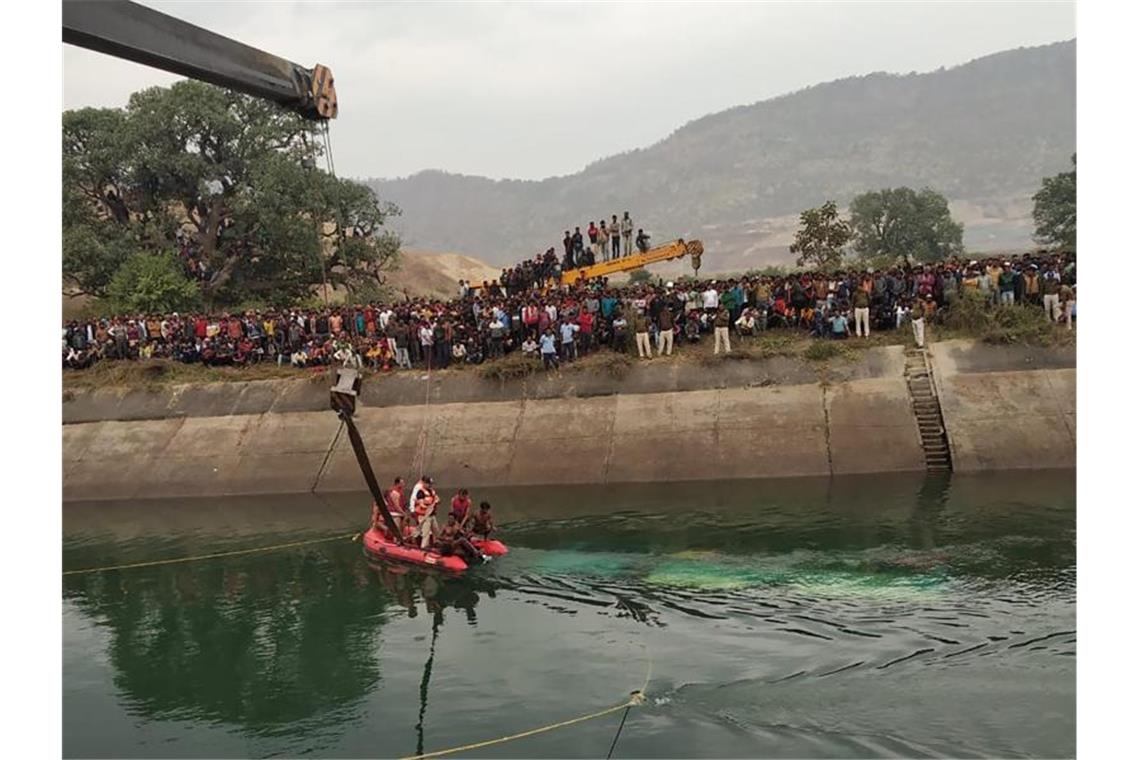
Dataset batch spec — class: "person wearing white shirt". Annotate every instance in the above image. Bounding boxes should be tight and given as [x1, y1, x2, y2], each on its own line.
[735, 310, 756, 336]
[558, 319, 580, 362]
[702, 285, 719, 312]
[620, 212, 634, 257]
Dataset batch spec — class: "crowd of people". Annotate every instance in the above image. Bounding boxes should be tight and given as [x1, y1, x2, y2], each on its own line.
[481, 211, 652, 296]
[63, 250, 1075, 373]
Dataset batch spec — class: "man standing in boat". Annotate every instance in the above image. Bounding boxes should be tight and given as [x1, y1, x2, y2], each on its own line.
[409, 476, 441, 550]
[385, 476, 407, 533]
[450, 488, 474, 530]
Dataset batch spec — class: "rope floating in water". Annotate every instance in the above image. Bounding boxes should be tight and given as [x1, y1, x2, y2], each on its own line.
[400, 643, 652, 760]
[62, 532, 358, 576]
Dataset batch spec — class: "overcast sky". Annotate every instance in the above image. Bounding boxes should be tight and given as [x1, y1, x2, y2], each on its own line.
[62, 1, 1074, 182]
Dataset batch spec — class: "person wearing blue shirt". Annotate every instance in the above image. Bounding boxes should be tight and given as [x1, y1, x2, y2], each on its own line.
[559, 319, 580, 362]
[601, 295, 617, 319]
[539, 329, 558, 370]
[830, 312, 850, 339]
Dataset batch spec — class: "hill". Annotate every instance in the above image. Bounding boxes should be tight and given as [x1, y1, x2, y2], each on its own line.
[382, 250, 501, 300]
[367, 41, 1075, 271]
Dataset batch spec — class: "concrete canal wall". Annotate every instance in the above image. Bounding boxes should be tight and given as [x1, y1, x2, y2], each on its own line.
[61, 341, 1075, 500]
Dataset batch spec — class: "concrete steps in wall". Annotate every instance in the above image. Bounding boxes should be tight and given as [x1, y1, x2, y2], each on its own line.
[904, 347, 953, 472]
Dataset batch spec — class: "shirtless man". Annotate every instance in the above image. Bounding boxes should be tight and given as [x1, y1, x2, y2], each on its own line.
[384, 476, 406, 532]
[436, 515, 481, 565]
[469, 501, 495, 539]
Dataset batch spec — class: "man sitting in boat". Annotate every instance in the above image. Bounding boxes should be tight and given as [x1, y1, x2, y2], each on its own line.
[437, 515, 481, 565]
[469, 501, 495, 539]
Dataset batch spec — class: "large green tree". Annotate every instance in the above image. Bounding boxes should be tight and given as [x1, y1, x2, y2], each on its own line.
[789, 200, 851, 269]
[1032, 154, 1076, 251]
[848, 187, 964, 266]
[63, 81, 401, 307]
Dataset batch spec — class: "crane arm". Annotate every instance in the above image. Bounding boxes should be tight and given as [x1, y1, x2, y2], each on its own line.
[63, 0, 337, 121]
[560, 239, 704, 286]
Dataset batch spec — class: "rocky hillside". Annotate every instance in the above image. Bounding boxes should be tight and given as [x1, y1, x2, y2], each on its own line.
[368, 40, 1075, 270]
[383, 250, 501, 299]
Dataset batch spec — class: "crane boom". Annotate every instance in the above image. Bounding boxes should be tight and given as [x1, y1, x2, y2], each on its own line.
[63, 0, 337, 120]
[561, 239, 704, 286]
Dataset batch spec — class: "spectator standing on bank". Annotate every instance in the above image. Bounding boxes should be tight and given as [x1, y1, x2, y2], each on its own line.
[910, 298, 926, 348]
[612, 310, 629, 353]
[1042, 265, 1062, 322]
[633, 310, 651, 359]
[702, 282, 719, 314]
[1059, 282, 1075, 330]
[418, 321, 434, 367]
[1021, 265, 1041, 306]
[852, 285, 871, 338]
[714, 306, 732, 354]
[999, 263, 1017, 305]
[559, 316, 579, 362]
[578, 309, 595, 354]
[540, 328, 558, 370]
[656, 305, 674, 356]
[620, 212, 634, 257]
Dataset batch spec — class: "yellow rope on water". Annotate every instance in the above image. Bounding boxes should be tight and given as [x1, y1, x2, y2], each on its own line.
[62, 532, 359, 576]
[399, 642, 653, 760]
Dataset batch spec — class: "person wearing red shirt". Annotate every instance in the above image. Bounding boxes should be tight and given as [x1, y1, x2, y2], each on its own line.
[450, 488, 473, 529]
[577, 310, 594, 354]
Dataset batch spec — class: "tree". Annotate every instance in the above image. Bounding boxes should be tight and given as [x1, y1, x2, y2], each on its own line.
[1032, 154, 1076, 251]
[789, 200, 851, 269]
[849, 187, 964, 266]
[63, 80, 401, 308]
[106, 252, 200, 314]
[628, 268, 651, 284]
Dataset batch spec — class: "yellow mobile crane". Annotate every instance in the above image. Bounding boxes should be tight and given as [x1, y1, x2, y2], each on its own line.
[63, 0, 337, 121]
[560, 238, 705, 286]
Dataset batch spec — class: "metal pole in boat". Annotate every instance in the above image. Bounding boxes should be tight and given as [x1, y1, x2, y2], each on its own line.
[331, 368, 406, 544]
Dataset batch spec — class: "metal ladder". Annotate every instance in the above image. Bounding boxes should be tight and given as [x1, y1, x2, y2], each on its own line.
[904, 348, 952, 472]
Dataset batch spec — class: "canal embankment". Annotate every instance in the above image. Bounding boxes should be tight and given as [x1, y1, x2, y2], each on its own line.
[61, 340, 1074, 500]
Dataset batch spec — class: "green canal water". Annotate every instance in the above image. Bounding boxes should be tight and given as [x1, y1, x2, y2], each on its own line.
[63, 472, 1075, 758]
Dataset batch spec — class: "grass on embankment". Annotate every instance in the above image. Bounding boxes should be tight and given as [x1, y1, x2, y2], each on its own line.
[62, 359, 328, 393]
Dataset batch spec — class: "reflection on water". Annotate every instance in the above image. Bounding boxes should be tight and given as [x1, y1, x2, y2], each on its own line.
[63, 471, 1075, 758]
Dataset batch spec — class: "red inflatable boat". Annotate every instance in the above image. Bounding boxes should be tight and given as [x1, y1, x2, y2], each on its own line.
[361, 527, 508, 572]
